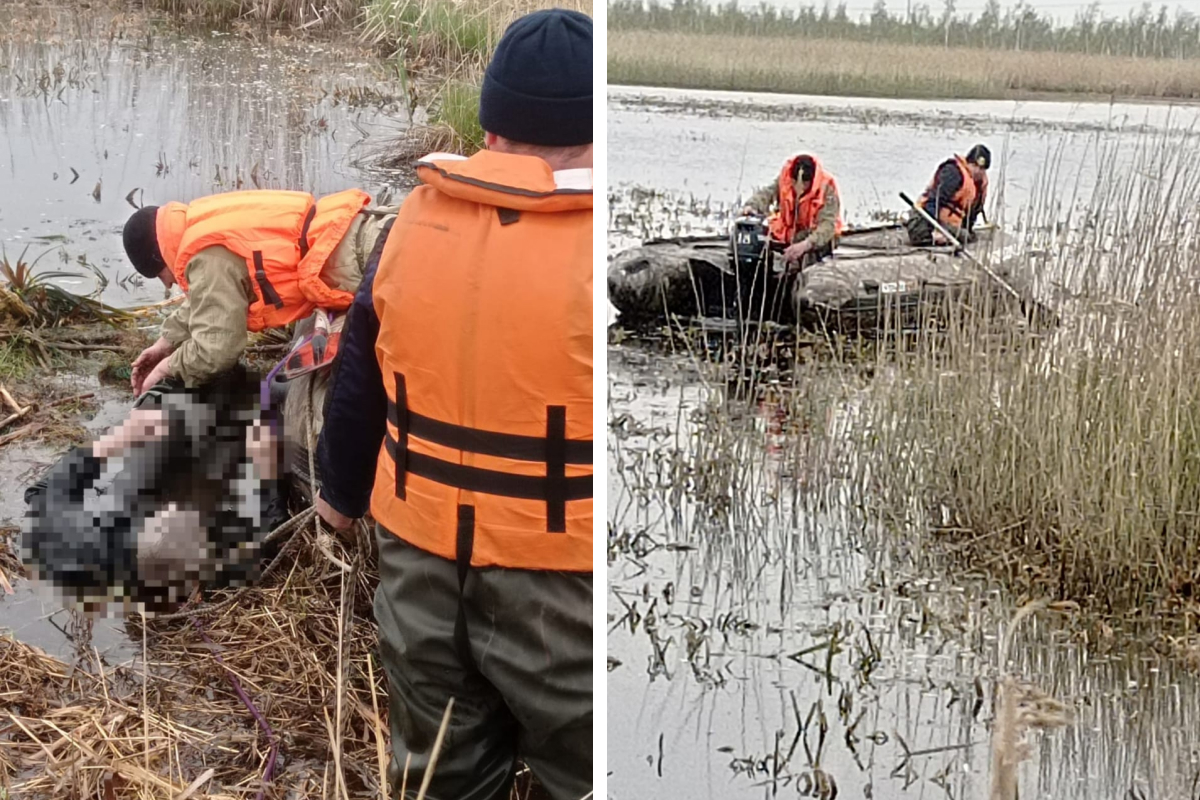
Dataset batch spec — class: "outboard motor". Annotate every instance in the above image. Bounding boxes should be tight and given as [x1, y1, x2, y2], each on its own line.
[730, 215, 768, 274]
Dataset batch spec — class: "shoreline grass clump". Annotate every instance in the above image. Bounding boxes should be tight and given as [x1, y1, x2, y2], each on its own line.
[366, 0, 591, 163]
[609, 30, 1200, 100]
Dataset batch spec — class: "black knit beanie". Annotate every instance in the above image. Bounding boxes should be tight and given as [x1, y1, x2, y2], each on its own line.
[967, 144, 992, 170]
[123, 206, 167, 279]
[478, 8, 593, 148]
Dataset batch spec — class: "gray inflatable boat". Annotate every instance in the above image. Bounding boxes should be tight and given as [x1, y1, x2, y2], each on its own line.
[608, 217, 1043, 332]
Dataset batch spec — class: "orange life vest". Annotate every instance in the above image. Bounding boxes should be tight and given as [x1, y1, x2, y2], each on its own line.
[155, 188, 371, 332]
[369, 150, 593, 572]
[918, 155, 986, 230]
[767, 154, 844, 245]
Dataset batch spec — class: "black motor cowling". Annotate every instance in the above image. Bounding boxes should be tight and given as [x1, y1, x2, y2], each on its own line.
[731, 216, 768, 273]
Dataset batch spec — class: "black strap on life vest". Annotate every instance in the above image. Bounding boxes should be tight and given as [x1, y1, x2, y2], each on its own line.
[384, 372, 592, 533]
[298, 205, 317, 259]
[251, 251, 285, 309]
[454, 503, 477, 671]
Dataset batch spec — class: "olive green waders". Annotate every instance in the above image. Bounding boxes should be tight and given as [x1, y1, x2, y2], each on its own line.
[373, 524, 593, 800]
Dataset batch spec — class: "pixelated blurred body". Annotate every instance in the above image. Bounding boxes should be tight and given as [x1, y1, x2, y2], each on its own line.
[21, 366, 284, 615]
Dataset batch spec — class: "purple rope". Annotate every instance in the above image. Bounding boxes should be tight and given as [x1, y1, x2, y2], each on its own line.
[260, 332, 314, 411]
[192, 618, 279, 798]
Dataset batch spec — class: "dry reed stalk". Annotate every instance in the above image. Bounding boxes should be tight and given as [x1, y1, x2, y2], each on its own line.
[415, 698, 455, 800]
[987, 601, 1073, 800]
[367, 656, 389, 799]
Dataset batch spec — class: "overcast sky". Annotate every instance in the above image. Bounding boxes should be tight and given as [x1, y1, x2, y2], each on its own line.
[771, 0, 1200, 24]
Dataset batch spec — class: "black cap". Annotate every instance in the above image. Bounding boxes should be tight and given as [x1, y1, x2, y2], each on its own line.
[122, 206, 167, 279]
[966, 144, 992, 170]
[478, 8, 593, 148]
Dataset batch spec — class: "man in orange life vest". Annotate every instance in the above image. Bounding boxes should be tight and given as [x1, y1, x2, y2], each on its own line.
[742, 153, 844, 270]
[906, 143, 991, 246]
[121, 188, 388, 395]
[313, 9, 592, 800]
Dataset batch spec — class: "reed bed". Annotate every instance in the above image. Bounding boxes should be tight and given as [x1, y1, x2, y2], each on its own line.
[635, 134, 1200, 617]
[141, 0, 364, 27]
[812, 134, 1200, 613]
[609, 30, 1200, 99]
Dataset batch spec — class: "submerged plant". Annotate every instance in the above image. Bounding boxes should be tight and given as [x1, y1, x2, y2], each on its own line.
[1, 246, 131, 329]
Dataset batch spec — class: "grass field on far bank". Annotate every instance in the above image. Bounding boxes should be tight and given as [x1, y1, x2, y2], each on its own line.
[609, 30, 1200, 100]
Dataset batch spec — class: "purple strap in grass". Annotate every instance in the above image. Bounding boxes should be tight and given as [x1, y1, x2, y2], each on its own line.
[193, 618, 279, 798]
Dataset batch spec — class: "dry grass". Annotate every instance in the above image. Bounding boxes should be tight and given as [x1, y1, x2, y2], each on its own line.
[794, 134, 1200, 614]
[364, 0, 592, 72]
[141, 0, 365, 27]
[0, 517, 553, 799]
[609, 30, 1200, 100]
[365, 0, 591, 161]
[1, 516, 383, 799]
[987, 601, 1074, 800]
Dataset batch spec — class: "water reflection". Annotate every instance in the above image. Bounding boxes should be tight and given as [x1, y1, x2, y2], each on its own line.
[0, 4, 406, 306]
[607, 345, 1200, 800]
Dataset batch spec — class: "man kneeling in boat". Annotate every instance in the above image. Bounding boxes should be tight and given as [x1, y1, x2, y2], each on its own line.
[906, 144, 990, 247]
[121, 188, 392, 395]
[741, 153, 844, 270]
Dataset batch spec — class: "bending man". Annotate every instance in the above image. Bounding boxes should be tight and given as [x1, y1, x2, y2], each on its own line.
[314, 9, 593, 800]
[742, 153, 843, 270]
[122, 188, 390, 394]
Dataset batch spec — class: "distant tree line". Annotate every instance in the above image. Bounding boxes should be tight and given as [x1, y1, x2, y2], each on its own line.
[609, 0, 1200, 60]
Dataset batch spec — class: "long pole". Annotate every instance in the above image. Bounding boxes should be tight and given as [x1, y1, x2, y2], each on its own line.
[899, 192, 1021, 302]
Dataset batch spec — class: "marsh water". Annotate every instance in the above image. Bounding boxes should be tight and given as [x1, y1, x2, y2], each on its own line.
[0, 1, 408, 307]
[607, 86, 1200, 799]
[0, 2, 408, 660]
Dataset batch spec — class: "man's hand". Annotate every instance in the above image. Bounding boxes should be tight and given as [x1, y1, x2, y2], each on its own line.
[131, 337, 174, 395]
[137, 357, 174, 397]
[783, 239, 813, 269]
[315, 492, 354, 532]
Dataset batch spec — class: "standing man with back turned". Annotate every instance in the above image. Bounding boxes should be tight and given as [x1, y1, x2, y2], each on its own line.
[314, 9, 593, 800]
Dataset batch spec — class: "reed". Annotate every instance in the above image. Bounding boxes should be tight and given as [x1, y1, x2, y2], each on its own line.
[621, 133, 1200, 615]
[609, 30, 1200, 100]
[366, 0, 591, 159]
[804, 134, 1200, 612]
[142, 0, 364, 26]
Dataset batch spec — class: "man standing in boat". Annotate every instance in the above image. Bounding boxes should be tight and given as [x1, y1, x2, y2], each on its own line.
[741, 153, 844, 270]
[906, 144, 990, 246]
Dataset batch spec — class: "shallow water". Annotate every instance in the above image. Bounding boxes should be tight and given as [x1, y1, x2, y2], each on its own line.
[0, 377, 135, 662]
[606, 345, 1200, 800]
[606, 84, 1200, 798]
[0, 2, 407, 307]
[0, 2, 407, 661]
[606, 84, 1200, 256]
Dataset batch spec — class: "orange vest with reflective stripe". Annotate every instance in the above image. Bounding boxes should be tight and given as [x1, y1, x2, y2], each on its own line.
[767, 154, 844, 244]
[918, 155, 985, 230]
[155, 188, 371, 332]
[369, 150, 593, 572]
